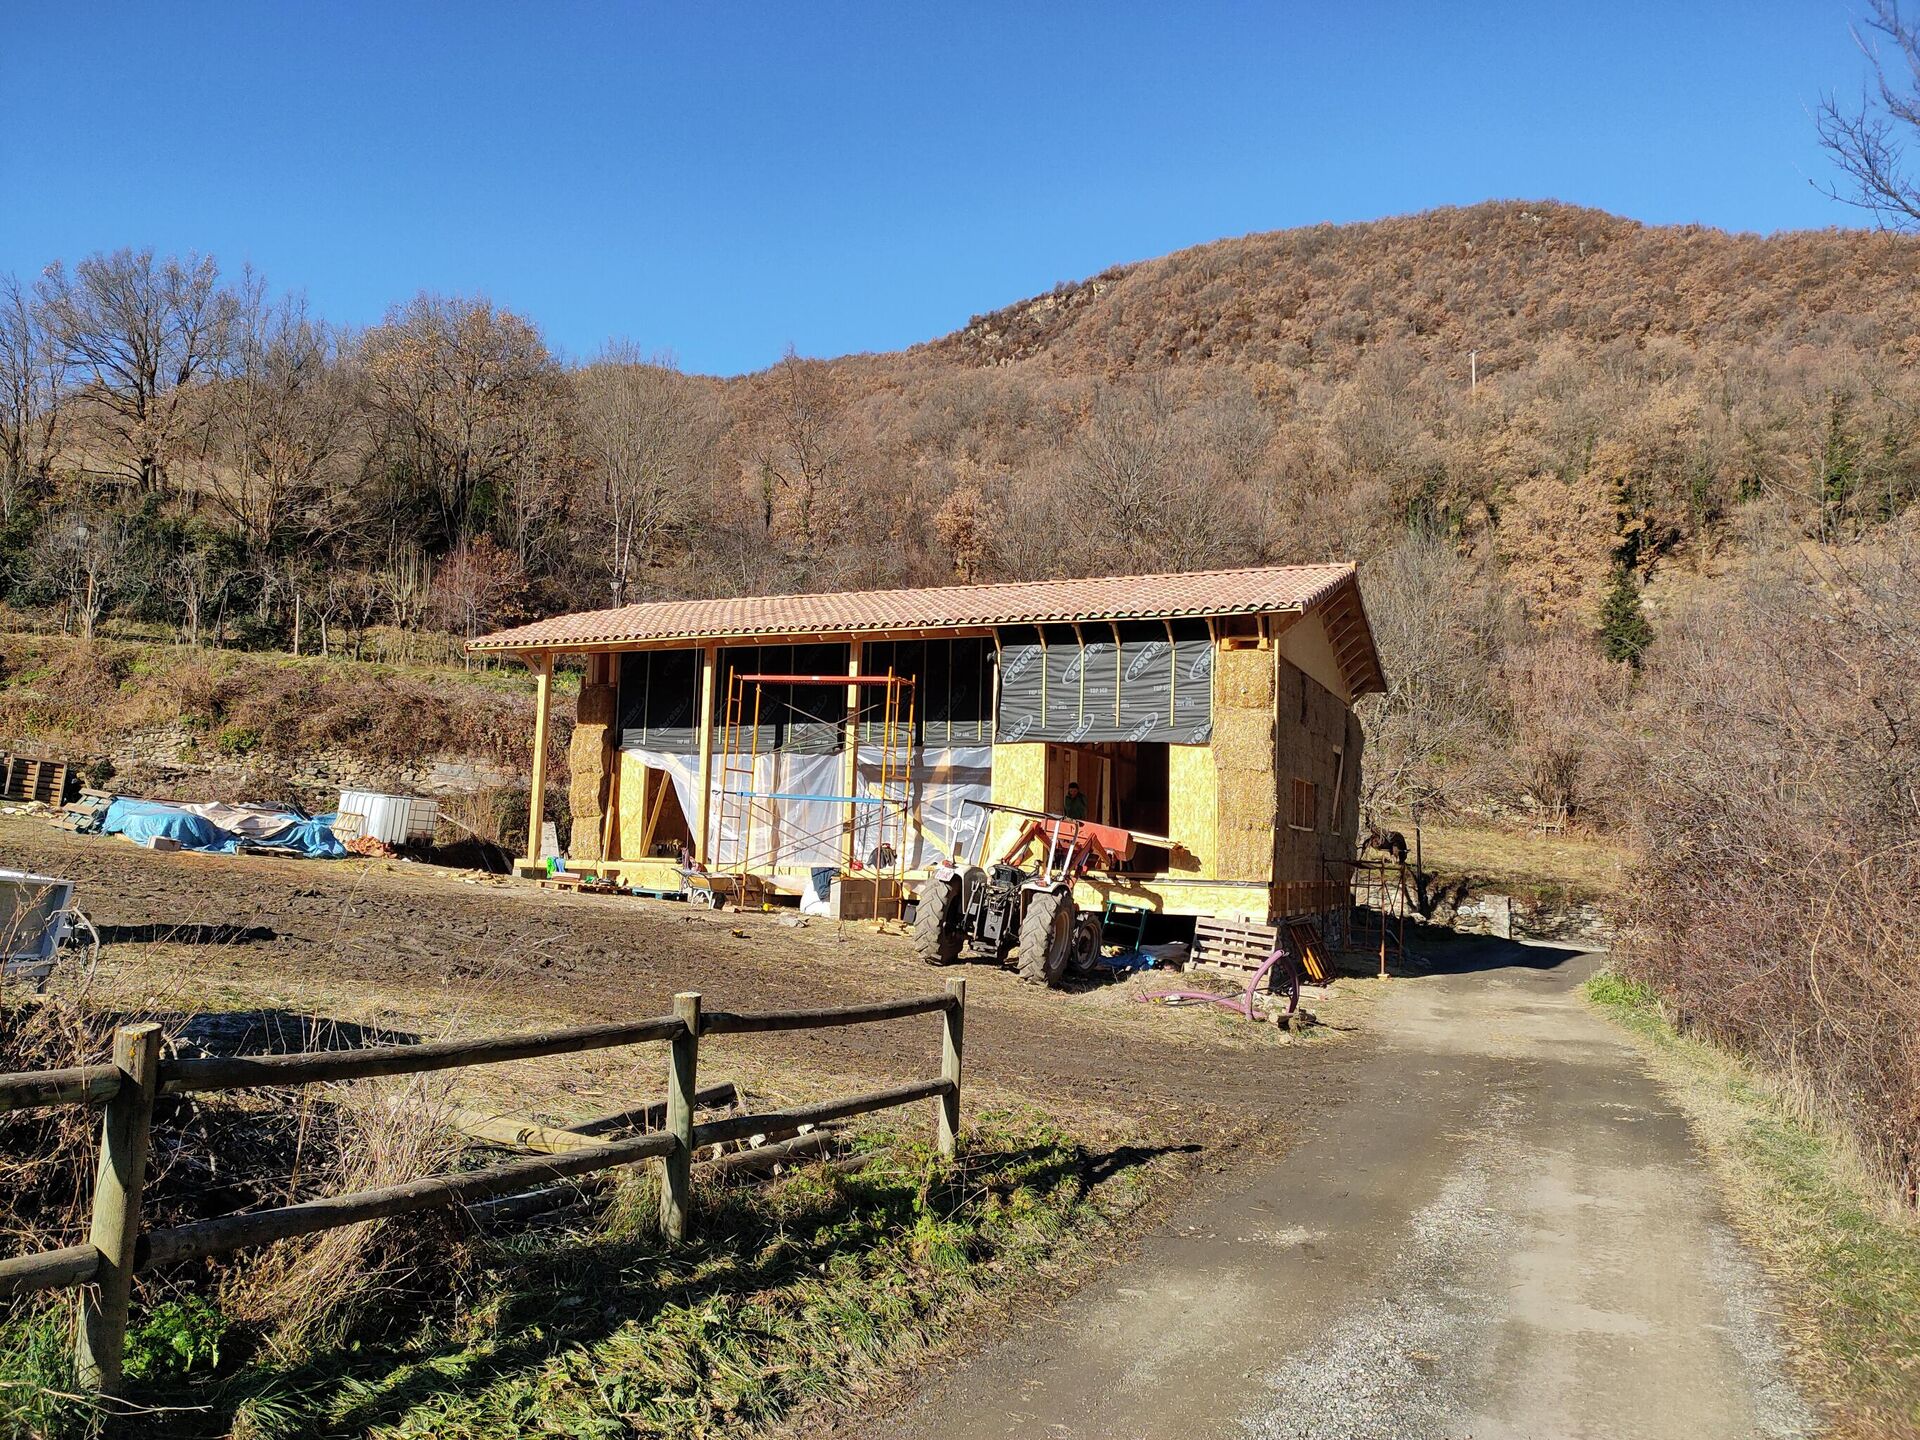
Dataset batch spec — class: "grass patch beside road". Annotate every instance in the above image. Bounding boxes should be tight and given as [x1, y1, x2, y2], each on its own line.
[1585, 971, 1920, 1439]
[1397, 820, 1630, 906]
[3, 1110, 1146, 1440]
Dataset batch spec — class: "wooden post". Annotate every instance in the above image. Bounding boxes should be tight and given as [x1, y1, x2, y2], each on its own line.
[660, 992, 701, 1241]
[525, 651, 554, 867]
[693, 645, 717, 864]
[75, 1022, 161, 1395]
[936, 979, 964, 1159]
[842, 639, 863, 870]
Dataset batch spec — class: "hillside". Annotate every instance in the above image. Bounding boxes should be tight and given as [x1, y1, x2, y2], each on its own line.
[5, 199, 1919, 824]
[911, 201, 1920, 378]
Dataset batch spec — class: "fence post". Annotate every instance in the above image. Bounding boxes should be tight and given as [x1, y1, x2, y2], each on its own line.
[75, 1022, 161, 1395]
[660, 992, 701, 1242]
[936, 979, 965, 1159]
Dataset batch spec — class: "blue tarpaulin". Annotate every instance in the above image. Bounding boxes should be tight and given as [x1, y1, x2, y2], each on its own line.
[101, 799, 348, 859]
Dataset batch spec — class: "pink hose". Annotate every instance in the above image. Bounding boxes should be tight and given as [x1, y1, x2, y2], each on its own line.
[1136, 946, 1293, 1020]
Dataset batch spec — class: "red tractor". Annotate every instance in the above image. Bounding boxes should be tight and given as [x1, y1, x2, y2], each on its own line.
[911, 800, 1154, 986]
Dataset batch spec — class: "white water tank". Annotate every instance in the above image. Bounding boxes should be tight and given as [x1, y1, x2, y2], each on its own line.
[337, 791, 440, 846]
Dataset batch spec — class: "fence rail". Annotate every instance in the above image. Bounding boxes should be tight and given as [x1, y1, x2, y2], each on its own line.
[0, 978, 966, 1398]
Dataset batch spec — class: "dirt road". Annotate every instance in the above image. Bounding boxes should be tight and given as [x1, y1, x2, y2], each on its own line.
[868, 942, 1819, 1440]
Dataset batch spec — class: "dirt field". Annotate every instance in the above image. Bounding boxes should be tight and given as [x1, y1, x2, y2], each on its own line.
[1, 815, 1373, 1161]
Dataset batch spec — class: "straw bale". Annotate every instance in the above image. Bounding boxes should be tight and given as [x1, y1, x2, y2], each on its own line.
[1212, 708, 1275, 772]
[1215, 648, 1274, 710]
[576, 681, 616, 728]
[1215, 820, 1275, 882]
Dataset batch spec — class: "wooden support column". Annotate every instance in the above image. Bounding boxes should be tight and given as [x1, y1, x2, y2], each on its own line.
[524, 651, 554, 866]
[693, 644, 718, 864]
[75, 1022, 161, 1395]
[842, 639, 863, 868]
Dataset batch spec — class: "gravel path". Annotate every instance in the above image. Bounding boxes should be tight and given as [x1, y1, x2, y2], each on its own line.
[865, 941, 1818, 1440]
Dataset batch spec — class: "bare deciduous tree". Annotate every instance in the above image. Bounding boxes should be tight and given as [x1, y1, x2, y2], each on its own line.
[0, 275, 66, 520]
[37, 249, 236, 492]
[166, 534, 238, 647]
[362, 293, 571, 555]
[573, 344, 704, 604]
[33, 505, 137, 639]
[210, 275, 359, 557]
[752, 347, 848, 548]
[1818, 0, 1920, 227]
[1356, 535, 1510, 816]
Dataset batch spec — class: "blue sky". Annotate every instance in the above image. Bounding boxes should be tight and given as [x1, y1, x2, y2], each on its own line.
[0, 3, 1872, 375]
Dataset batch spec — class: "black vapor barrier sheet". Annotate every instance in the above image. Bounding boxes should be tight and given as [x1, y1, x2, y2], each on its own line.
[618, 644, 851, 754]
[995, 620, 1212, 744]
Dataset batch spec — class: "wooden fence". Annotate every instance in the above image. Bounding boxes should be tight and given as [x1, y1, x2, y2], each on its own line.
[0, 978, 966, 1397]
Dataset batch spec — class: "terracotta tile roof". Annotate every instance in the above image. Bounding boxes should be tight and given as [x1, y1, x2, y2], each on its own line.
[472, 563, 1364, 651]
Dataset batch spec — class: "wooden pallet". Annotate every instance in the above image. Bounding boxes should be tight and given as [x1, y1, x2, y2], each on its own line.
[536, 873, 624, 896]
[1, 754, 72, 806]
[1191, 916, 1281, 972]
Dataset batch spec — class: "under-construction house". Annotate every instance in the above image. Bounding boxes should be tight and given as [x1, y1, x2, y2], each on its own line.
[469, 564, 1385, 927]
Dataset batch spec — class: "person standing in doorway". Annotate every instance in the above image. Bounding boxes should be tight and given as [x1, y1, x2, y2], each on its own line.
[1061, 780, 1088, 819]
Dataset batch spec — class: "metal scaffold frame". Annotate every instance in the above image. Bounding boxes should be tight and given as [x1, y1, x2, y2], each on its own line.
[714, 669, 917, 914]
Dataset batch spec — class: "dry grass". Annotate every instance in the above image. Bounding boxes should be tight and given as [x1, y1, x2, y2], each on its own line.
[0, 629, 567, 803]
[1385, 817, 1631, 904]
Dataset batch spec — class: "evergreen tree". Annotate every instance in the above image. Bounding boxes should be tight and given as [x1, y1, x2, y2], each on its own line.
[1599, 563, 1653, 667]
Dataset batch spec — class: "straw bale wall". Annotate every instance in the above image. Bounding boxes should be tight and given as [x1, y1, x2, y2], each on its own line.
[1214, 646, 1278, 883]
[568, 681, 616, 861]
[1272, 658, 1361, 893]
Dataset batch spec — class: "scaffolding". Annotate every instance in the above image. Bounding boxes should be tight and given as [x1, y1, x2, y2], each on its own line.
[715, 669, 917, 914]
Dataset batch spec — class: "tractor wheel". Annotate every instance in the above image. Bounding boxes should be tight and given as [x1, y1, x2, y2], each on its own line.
[1017, 890, 1075, 987]
[912, 876, 963, 965]
[1068, 914, 1104, 974]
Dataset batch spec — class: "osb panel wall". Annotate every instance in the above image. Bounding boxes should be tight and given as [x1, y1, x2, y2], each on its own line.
[1272, 658, 1360, 888]
[990, 742, 1045, 854]
[613, 748, 650, 859]
[1213, 645, 1278, 883]
[1166, 744, 1213, 874]
[568, 681, 616, 861]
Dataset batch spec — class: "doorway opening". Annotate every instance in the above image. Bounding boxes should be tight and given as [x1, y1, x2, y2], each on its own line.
[1044, 741, 1170, 875]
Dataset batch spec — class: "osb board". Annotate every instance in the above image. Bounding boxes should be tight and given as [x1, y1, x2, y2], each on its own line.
[1277, 611, 1352, 704]
[989, 741, 1045, 854]
[613, 749, 652, 860]
[1069, 876, 1272, 924]
[1167, 743, 1215, 875]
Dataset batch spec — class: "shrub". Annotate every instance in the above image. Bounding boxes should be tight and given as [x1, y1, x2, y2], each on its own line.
[1623, 540, 1920, 1206]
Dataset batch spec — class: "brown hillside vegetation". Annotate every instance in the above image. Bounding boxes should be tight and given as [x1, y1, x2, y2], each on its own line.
[919, 202, 1920, 375]
[1, 195, 1917, 1366]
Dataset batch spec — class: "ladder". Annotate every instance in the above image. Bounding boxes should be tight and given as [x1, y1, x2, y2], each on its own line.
[715, 669, 764, 888]
[853, 670, 916, 917]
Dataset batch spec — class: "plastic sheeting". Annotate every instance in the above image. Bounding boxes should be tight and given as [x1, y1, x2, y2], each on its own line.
[622, 744, 992, 872]
[101, 799, 348, 859]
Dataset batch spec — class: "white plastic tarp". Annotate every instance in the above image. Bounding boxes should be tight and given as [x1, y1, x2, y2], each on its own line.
[621, 744, 993, 872]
